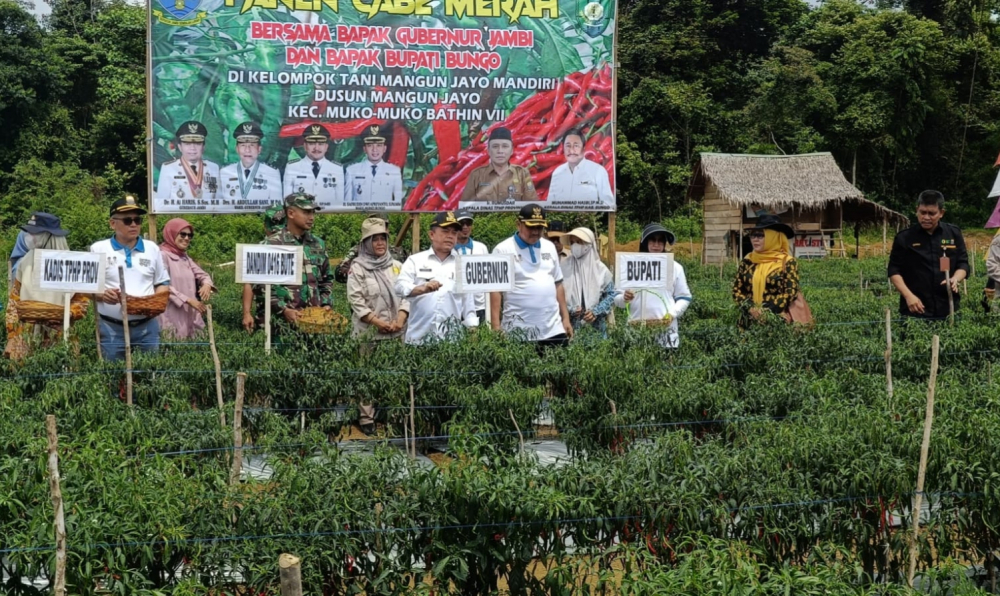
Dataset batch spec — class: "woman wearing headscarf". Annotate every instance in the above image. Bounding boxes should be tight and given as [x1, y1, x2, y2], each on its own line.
[347, 217, 409, 435]
[732, 213, 799, 328]
[159, 218, 214, 339]
[615, 223, 692, 347]
[5, 213, 88, 360]
[562, 227, 615, 336]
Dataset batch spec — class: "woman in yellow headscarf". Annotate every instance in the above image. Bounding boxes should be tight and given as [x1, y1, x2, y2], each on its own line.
[732, 213, 799, 328]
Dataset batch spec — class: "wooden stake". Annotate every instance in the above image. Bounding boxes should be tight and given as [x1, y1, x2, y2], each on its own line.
[885, 309, 893, 402]
[411, 214, 421, 255]
[45, 415, 67, 596]
[279, 553, 304, 596]
[607, 213, 617, 268]
[264, 284, 272, 354]
[882, 216, 887, 256]
[206, 305, 226, 426]
[93, 300, 102, 360]
[62, 294, 71, 343]
[907, 335, 940, 588]
[860, 270, 864, 299]
[409, 383, 416, 459]
[946, 273, 955, 327]
[230, 372, 245, 486]
[509, 408, 524, 453]
[117, 266, 133, 406]
[971, 242, 977, 277]
[393, 215, 413, 248]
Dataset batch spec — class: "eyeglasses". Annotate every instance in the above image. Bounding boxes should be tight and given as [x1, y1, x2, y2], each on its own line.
[178, 231, 195, 239]
[749, 231, 765, 239]
[115, 217, 143, 226]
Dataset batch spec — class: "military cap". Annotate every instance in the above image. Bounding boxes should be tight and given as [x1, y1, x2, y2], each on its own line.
[110, 195, 147, 216]
[233, 122, 264, 143]
[517, 204, 547, 227]
[302, 123, 330, 143]
[430, 211, 461, 229]
[263, 204, 286, 234]
[176, 121, 208, 143]
[363, 124, 386, 144]
[488, 127, 512, 143]
[284, 192, 319, 211]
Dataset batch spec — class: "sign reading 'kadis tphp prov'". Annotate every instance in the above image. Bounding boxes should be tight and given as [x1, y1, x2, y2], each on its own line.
[235, 244, 304, 285]
[615, 253, 673, 291]
[455, 254, 515, 293]
[33, 250, 106, 294]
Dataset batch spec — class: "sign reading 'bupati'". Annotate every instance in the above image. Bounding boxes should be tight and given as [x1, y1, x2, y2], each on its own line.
[615, 253, 673, 291]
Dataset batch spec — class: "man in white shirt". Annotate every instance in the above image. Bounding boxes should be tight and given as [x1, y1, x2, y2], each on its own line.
[394, 211, 478, 345]
[220, 121, 282, 211]
[344, 125, 404, 208]
[547, 129, 614, 210]
[282, 123, 345, 212]
[491, 204, 573, 348]
[155, 121, 221, 210]
[91, 196, 171, 361]
[453, 208, 490, 323]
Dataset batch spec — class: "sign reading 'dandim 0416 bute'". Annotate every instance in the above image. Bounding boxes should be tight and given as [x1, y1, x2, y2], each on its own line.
[149, 0, 617, 215]
[615, 253, 673, 290]
[455, 254, 515, 293]
[235, 244, 304, 285]
[32, 250, 106, 294]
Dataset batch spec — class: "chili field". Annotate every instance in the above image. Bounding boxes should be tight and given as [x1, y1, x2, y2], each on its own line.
[3, 254, 1000, 594]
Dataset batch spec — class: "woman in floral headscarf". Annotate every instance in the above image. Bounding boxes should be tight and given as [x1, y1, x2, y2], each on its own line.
[732, 213, 799, 329]
[159, 218, 214, 339]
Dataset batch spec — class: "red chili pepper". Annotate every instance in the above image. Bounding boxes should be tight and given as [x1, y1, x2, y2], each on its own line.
[585, 134, 603, 152]
[444, 152, 489, 190]
[432, 102, 462, 164]
[388, 122, 409, 168]
[432, 179, 453, 210]
[532, 152, 564, 168]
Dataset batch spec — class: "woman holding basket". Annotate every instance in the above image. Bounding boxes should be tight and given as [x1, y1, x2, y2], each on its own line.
[159, 218, 214, 340]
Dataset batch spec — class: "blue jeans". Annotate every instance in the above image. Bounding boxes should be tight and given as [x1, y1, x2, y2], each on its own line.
[98, 317, 160, 362]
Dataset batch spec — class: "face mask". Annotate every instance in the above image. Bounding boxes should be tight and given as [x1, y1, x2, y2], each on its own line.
[571, 243, 589, 258]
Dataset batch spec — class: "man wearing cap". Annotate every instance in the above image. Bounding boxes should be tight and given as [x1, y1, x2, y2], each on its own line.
[452, 208, 490, 323]
[155, 121, 220, 206]
[90, 196, 171, 361]
[491, 204, 573, 347]
[394, 211, 479, 344]
[545, 220, 569, 260]
[344, 125, 404, 207]
[283, 124, 345, 212]
[220, 122, 283, 210]
[460, 127, 539, 206]
[547, 129, 614, 209]
[256, 193, 333, 326]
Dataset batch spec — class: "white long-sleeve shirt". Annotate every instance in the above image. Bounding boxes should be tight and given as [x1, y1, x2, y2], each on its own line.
[614, 260, 691, 347]
[394, 248, 478, 345]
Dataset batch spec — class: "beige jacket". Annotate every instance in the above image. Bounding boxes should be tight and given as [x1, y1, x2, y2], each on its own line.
[347, 259, 409, 339]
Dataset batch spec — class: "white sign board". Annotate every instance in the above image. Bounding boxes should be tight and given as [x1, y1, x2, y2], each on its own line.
[455, 254, 515, 293]
[33, 250, 105, 293]
[793, 235, 827, 259]
[615, 253, 673, 290]
[235, 244, 304, 285]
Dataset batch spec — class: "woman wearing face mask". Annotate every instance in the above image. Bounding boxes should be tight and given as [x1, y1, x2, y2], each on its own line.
[159, 218, 215, 339]
[562, 227, 615, 336]
[732, 213, 799, 329]
[615, 223, 692, 348]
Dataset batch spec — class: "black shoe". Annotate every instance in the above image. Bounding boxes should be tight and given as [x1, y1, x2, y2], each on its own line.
[360, 424, 376, 437]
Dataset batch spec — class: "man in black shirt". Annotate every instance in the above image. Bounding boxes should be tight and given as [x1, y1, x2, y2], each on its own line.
[887, 190, 969, 319]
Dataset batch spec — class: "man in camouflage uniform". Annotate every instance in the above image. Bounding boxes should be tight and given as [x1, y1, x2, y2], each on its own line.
[255, 193, 333, 326]
[335, 212, 409, 283]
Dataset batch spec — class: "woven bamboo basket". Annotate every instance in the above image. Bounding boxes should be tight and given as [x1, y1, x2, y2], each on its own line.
[14, 301, 80, 323]
[295, 307, 348, 334]
[628, 317, 674, 328]
[125, 292, 169, 317]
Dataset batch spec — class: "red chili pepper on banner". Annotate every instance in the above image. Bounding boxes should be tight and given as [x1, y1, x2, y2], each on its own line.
[432, 102, 462, 164]
[388, 121, 409, 168]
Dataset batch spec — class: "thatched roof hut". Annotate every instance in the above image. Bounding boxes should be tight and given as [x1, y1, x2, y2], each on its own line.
[688, 152, 908, 262]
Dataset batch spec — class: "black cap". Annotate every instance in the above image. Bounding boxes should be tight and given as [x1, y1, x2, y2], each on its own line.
[517, 204, 547, 227]
[455, 208, 473, 222]
[176, 121, 208, 143]
[110, 195, 147, 216]
[431, 211, 462, 229]
[547, 220, 567, 234]
[233, 122, 264, 143]
[22, 212, 68, 236]
[749, 210, 794, 238]
[488, 127, 512, 143]
[640, 223, 676, 251]
[363, 124, 386, 143]
[302, 123, 330, 142]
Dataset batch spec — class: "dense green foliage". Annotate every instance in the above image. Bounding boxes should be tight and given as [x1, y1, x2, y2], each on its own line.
[3, 255, 1000, 593]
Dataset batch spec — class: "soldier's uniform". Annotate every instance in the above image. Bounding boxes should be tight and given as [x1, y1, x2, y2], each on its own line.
[344, 125, 404, 206]
[220, 121, 282, 210]
[460, 164, 538, 204]
[254, 193, 333, 324]
[155, 121, 220, 205]
[282, 124, 344, 212]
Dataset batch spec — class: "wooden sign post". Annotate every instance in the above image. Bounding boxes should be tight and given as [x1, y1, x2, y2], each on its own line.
[32, 249, 106, 342]
[235, 244, 304, 354]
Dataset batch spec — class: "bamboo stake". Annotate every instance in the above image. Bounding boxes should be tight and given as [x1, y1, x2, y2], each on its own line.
[907, 335, 940, 588]
[117, 266, 133, 406]
[946, 272, 955, 328]
[971, 242, 977, 277]
[409, 383, 416, 459]
[45, 415, 66, 596]
[882, 216, 887, 255]
[509, 408, 524, 453]
[206, 305, 225, 426]
[860, 270, 864, 299]
[411, 214, 421, 255]
[264, 284, 272, 354]
[93, 300, 102, 360]
[230, 373, 245, 486]
[885, 309, 893, 402]
[608, 213, 617, 268]
[279, 553, 304, 596]
[62, 294, 71, 343]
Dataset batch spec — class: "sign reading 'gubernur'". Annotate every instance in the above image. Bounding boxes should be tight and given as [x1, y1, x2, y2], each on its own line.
[455, 254, 515, 293]
[33, 250, 106, 294]
[235, 244, 304, 285]
[615, 253, 673, 291]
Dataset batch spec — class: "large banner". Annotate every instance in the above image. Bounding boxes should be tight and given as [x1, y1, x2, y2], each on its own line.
[150, 0, 616, 214]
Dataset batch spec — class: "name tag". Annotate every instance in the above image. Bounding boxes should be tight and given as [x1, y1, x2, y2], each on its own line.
[138, 258, 152, 268]
[580, 181, 593, 186]
[541, 253, 552, 261]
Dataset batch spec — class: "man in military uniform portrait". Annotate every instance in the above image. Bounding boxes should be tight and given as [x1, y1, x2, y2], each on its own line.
[156, 121, 220, 205]
[220, 122, 282, 210]
[344, 125, 404, 208]
[460, 126, 539, 206]
[282, 124, 345, 212]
